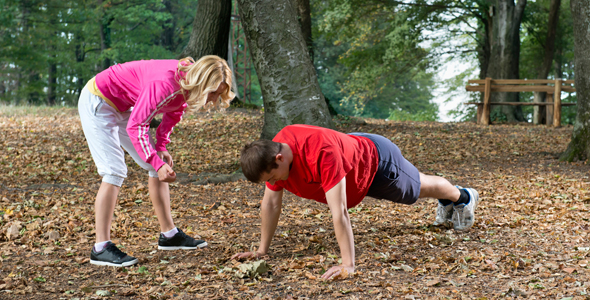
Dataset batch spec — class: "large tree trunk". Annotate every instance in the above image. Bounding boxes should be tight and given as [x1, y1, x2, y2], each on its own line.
[179, 0, 232, 60]
[560, 0, 590, 161]
[486, 0, 527, 122]
[236, 0, 334, 139]
[294, 0, 313, 63]
[533, 0, 561, 125]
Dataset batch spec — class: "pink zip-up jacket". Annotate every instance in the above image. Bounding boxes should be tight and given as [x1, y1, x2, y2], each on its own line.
[95, 59, 187, 172]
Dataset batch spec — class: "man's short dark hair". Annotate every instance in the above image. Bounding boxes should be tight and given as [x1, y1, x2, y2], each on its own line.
[240, 140, 282, 182]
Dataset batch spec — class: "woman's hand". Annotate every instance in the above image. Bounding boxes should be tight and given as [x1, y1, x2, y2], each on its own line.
[321, 265, 354, 280]
[158, 151, 173, 168]
[231, 251, 266, 261]
[157, 163, 176, 182]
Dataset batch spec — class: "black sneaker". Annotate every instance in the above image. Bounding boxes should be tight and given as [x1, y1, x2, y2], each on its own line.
[158, 228, 208, 250]
[90, 242, 139, 267]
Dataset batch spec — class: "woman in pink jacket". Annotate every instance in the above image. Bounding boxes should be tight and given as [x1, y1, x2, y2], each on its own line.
[78, 55, 234, 267]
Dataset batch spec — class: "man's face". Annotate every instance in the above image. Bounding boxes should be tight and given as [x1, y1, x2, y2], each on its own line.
[259, 154, 290, 185]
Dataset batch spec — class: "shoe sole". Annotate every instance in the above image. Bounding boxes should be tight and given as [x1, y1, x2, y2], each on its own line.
[158, 242, 208, 250]
[90, 258, 139, 267]
[454, 188, 479, 232]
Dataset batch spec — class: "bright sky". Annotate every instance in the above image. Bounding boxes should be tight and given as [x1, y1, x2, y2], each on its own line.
[433, 56, 473, 122]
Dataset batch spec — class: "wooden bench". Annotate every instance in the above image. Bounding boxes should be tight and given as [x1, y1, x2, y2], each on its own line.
[465, 78, 576, 126]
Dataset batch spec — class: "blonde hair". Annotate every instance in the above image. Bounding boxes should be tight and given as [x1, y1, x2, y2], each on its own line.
[176, 55, 235, 112]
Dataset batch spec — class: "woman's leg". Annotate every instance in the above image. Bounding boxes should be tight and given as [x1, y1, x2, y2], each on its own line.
[116, 114, 176, 233]
[95, 182, 120, 242]
[78, 88, 128, 244]
[418, 172, 460, 201]
[148, 177, 175, 232]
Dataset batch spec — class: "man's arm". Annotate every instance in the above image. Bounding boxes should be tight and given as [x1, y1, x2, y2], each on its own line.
[322, 177, 355, 280]
[232, 186, 283, 259]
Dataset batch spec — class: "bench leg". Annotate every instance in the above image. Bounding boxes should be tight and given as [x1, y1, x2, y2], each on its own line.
[476, 104, 483, 124]
[545, 93, 553, 126]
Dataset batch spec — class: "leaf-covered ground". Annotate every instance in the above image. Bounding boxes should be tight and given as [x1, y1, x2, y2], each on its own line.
[0, 108, 589, 300]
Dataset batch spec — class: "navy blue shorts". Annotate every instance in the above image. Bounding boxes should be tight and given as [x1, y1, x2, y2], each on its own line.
[349, 133, 421, 205]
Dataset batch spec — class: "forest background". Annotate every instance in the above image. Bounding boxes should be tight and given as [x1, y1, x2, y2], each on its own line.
[0, 0, 578, 124]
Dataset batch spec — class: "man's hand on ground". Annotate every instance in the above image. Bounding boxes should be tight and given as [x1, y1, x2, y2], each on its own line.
[231, 251, 266, 260]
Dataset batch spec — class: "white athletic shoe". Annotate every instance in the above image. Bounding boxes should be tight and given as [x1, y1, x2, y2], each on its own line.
[452, 187, 479, 232]
[433, 201, 454, 226]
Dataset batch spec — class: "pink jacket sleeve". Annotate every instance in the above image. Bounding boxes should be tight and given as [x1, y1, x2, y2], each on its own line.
[155, 103, 186, 152]
[126, 81, 178, 172]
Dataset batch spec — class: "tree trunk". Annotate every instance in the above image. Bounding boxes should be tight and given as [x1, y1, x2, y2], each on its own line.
[236, 0, 334, 139]
[533, 0, 561, 125]
[560, 0, 590, 161]
[0, 66, 5, 99]
[486, 0, 527, 122]
[160, 0, 176, 52]
[27, 72, 41, 104]
[179, 0, 232, 60]
[554, 47, 562, 79]
[294, 0, 313, 63]
[227, 34, 241, 102]
[477, 10, 492, 105]
[74, 32, 86, 101]
[47, 60, 57, 106]
[47, 9, 58, 107]
[98, 0, 114, 71]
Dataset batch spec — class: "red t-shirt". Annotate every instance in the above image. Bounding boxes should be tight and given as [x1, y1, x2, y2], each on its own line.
[266, 125, 379, 208]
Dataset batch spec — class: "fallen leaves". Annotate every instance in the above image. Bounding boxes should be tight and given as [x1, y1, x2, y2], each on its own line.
[5, 224, 19, 240]
[0, 109, 589, 299]
[234, 260, 271, 278]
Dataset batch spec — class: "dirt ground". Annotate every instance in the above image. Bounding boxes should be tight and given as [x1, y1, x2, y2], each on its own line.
[0, 108, 589, 299]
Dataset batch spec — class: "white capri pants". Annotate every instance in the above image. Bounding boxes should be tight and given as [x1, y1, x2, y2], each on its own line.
[78, 87, 158, 187]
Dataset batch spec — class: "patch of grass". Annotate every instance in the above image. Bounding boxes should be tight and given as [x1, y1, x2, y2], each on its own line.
[0, 104, 77, 117]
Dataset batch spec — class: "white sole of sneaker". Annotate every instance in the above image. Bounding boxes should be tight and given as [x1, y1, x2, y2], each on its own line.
[158, 242, 208, 250]
[90, 258, 138, 267]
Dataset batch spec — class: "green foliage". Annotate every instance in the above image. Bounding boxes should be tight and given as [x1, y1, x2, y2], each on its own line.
[312, 0, 439, 120]
[518, 0, 576, 124]
[0, 0, 198, 106]
[388, 106, 438, 122]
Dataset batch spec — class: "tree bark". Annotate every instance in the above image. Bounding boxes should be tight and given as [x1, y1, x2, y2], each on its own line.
[477, 9, 493, 104]
[294, 0, 313, 62]
[560, 0, 590, 161]
[236, 0, 334, 139]
[486, 0, 527, 122]
[179, 0, 232, 60]
[533, 0, 561, 125]
[227, 34, 241, 102]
